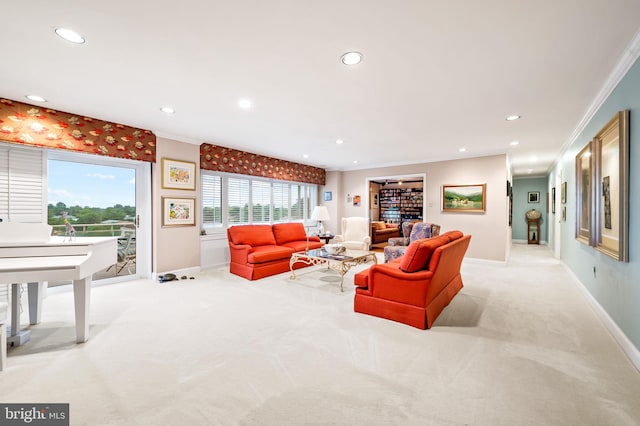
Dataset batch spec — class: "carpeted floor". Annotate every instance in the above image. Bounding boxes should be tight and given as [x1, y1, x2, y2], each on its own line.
[2, 244, 640, 425]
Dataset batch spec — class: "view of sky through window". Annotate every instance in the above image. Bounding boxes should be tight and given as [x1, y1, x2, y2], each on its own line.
[48, 160, 135, 208]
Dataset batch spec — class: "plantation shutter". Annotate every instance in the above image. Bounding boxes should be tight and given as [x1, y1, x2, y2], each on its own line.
[272, 182, 289, 223]
[251, 180, 271, 223]
[227, 177, 249, 225]
[201, 174, 222, 225]
[0, 145, 45, 223]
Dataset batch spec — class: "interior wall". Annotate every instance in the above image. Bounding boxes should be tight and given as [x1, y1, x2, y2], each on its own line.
[554, 56, 640, 353]
[340, 154, 509, 262]
[512, 177, 549, 243]
[153, 137, 201, 274]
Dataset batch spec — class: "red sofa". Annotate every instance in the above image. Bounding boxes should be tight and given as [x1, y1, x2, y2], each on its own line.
[227, 223, 324, 280]
[354, 230, 471, 329]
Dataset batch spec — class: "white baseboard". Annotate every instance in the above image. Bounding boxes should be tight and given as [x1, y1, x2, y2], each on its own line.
[562, 263, 640, 372]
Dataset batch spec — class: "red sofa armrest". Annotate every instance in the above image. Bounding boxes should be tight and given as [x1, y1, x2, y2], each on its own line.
[308, 236, 321, 243]
[228, 242, 252, 263]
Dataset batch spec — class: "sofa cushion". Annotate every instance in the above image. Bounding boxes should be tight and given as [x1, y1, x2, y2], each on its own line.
[371, 221, 386, 231]
[272, 223, 307, 245]
[229, 225, 276, 246]
[399, 234, 451, 273]
[247, 245, 294, 264]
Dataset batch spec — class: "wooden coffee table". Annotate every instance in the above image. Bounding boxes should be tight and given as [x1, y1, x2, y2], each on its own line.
[289, 248, 377, 292]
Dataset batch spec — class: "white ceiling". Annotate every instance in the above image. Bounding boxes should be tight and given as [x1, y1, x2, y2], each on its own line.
[2, 1, 640, 177]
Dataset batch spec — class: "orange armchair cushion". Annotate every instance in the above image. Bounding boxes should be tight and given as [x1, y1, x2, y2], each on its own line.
[229, 225, 276, 246]
[399, 234, 451, 273]
[272, 222, 308, 245]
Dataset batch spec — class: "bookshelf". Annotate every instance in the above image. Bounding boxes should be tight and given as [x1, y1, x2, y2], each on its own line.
[379, 187, 423, 223]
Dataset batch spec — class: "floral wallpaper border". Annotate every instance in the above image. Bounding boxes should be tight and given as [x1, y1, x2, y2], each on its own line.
[0, 98, 156, 162]
[200, 143, 326, 185]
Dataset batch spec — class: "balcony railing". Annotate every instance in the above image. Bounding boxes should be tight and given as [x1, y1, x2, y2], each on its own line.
[50, 221, 135, 237]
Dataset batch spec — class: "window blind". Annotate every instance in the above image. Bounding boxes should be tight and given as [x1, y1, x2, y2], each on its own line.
[201, 174, 222, 225]
[227, 177, 250, 225]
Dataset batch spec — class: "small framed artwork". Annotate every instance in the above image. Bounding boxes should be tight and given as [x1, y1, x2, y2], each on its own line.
[575, 141, 593, 245]
[372, 193, 379, 208]
[353, 195, 361, 207]
[162, 197, 196, 227]
[528, 191, 540, 203]
[162, 158, 196, 190]
[561, 182, 567, 204]
[323, 191, 332, 201]
[551, 187, 556, 214]
[442, 184, 486, 213]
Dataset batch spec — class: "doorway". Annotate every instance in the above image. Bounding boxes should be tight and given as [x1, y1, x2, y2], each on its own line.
[47, 150, 151, 282]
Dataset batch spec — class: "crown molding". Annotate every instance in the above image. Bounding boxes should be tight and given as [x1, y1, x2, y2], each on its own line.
[548, 29, 640, 174]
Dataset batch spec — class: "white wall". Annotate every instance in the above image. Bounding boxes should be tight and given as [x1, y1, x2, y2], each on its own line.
[153, 137, 201, 274]
[335, 154, 509, 262]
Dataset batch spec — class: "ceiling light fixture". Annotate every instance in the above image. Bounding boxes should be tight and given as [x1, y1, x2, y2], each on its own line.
[336, 139, 344, 145]
[160, 106, 175, 114]
[238, 99, 252, 109]
[303, 154, 309, 159]
[505, 114, 521, 121]
[341, 51, 363, 65]
[54, 27, 85, 44]
[353, 160, 358, 164]
[510, 141, 520, 146]
[459, 148, 467, 152]
[26, 95, 46, 102]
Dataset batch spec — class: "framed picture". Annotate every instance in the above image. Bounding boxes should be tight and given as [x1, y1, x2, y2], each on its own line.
[506, 180, 511, 196]
[162, 158, 196, 190]
[528, 191, 540, 203]
[323, 191, 332, 201]
[353, 195, 361, 207]
[593, 110, 629, 261]
[442, 184, 486, 213]
[162, 197, 196, 227]
[561, 182, 567, 204]
[551, 187, 556, 214]
[372, 193, 379, 208]
[575, 141, 593, 245]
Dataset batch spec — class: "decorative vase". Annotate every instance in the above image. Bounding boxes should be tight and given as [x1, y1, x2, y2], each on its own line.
[526, 209, 542, 220]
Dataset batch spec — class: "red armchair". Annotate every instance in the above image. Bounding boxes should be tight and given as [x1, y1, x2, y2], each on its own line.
[354, 231, 471, 329]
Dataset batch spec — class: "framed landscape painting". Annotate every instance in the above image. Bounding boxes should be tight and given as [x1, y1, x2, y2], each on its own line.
[442, 184, 486, 213]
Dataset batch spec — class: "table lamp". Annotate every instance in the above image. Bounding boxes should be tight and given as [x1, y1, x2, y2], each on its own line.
[310, 205, 330, 235]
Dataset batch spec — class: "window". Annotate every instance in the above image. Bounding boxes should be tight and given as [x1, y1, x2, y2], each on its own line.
[201, 170, 317, 229]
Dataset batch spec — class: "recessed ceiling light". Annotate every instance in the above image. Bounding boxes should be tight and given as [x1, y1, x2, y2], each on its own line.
[459, 148, 467, 152]
[238, 99, 252, 109]
[160, 106, 175, 114]
[26, 95, 46, 102]
[303, 154, 309, 159]
[506, 114, 521, 121]
[529, 156, 537, 163]
[353, 160, 358, 164]
[336, 139, 344, 145]
[54, 27, 85, 44]
[510, 141, 520, 146]
[341, 51, 363, 65]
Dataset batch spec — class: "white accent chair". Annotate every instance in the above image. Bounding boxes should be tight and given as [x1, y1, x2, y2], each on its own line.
[334, 217, 371, 250]
[0, 301, 7, 371]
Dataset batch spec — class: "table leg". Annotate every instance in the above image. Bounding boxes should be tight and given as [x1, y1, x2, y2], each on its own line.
[27, 282, 44, 325]
[10, 283, 19, 338]
[289, 256, 297, 279]
[73, 277, 91, 343]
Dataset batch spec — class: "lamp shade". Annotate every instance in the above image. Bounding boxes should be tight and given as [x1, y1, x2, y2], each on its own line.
[310, 205, 330, 221]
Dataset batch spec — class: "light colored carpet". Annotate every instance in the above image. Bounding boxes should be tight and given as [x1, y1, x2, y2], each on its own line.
[2, 245, 640, 425]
